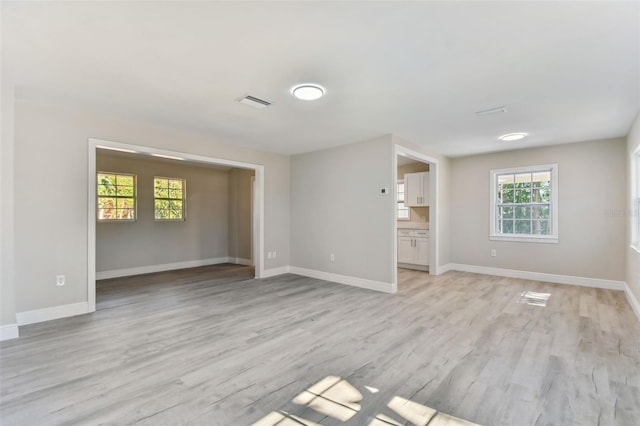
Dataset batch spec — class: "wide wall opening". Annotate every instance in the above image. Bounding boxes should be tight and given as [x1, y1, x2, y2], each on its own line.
[88, 138, 264, 312]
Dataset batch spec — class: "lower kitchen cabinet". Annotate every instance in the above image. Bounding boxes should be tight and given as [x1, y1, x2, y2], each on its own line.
[397, 229, 429, 270]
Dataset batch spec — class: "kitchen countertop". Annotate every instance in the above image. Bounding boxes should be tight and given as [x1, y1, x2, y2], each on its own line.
[397, 221, 429, 229]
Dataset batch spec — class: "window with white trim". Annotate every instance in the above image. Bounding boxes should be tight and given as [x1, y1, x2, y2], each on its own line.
[154, 177, 186, 220]
[490, 164, 558, 243]
[397, 180, 409, 220]
[97, 172, 136, 221]
[632, 150, 640, 251]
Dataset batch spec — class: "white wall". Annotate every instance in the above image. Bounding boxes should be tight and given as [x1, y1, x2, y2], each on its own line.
[289, 134, 453, 287]
[627, 112, 640, 304]
[96, 153, 234, 272]
[290, 135, 395, 285]
[12, 99, 289, 314]
[450, 138, 626, 281]
[0, 84, 16, 328]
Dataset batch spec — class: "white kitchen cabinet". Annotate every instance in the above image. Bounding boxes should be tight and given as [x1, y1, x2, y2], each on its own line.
[405, 172, 429, 207]
[398, 236, 415, 264]
[415, 237, 430, 265]
[397, 229, 429, 269]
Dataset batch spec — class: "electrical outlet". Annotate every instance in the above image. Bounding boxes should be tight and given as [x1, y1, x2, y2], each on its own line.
[491, 249, 497, 257]
[56, 275, 65, 286]
[330, 253, 335, 262]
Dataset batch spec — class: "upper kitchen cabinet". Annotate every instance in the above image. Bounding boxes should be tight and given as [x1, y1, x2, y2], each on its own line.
[405, 172, 429, 207]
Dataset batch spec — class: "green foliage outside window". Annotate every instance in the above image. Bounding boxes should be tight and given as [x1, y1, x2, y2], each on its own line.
[497, 171, 551, 235]
[97, 173, 136, 220]
[154, 177, 185, 220]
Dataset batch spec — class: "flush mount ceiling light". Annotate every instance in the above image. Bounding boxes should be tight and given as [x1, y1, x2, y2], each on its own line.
[292, 84, 325, 100]
[499, 132, 527, 141]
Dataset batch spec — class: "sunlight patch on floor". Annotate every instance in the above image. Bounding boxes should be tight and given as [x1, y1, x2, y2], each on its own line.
[517, 290, 551, 307]
[252, 375, 481, 426]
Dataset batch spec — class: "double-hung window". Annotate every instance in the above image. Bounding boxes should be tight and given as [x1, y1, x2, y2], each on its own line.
[632, 149, 640, 252]
[154, 177, 186, 220]
[397, 180, 410, 220]
[490, 164, 558, 243]
[97, 172, 136, 221]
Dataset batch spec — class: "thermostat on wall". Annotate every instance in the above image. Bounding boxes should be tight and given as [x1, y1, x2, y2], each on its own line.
[380, 188, 389, 195]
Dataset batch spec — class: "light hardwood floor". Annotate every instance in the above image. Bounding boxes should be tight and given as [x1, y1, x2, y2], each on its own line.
[1, 264, 639, 425]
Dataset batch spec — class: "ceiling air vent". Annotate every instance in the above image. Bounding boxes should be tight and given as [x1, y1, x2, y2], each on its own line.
[475, 106, 507, 116]
[238, 95, 271, 109]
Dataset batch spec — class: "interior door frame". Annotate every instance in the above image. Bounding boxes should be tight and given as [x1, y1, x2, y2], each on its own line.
[393, 145, 439, 288]
[87, 137, 265, 313]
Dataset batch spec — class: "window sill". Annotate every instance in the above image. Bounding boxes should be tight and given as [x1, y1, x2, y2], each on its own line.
[490, 234, 558, 244]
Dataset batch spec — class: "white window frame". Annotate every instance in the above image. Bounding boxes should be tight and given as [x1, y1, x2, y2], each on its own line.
[631, 148, 640, 252]
[96, 171, 137, 222]
[154, 176, 186, 221]
[490, 164, 559, 243]
[397, 179, 410, 221]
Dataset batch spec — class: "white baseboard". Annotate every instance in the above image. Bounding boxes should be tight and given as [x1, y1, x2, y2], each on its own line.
[625, 284, 640, 322]
[16, 302, 90, 326]
[444, 263, 626, 291]
[289, 266, 396, 294]
[436, 263, 455, 274]
[398, 262, 428, 272]
[97, 257, 233, 280]
[261, 266, 291, 278]
[228, 257, 252, 266]
[0, 323, 19, 341]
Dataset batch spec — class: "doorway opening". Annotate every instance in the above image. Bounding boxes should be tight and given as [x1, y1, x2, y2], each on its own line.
[87, 138, 264, 313]
[393, 145, 439, 288]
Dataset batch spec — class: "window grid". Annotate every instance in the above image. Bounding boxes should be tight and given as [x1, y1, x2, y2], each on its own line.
[154, 177, 186, 220]
[496, 170, 552, 236]
[97, 172, 136, 221]
[397, 181, 409, 220]
[490, 164, 558, 242]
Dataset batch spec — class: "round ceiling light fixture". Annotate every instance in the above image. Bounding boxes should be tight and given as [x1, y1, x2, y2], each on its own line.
[499, 132, 527, 142]
[292, 84, 325, 101]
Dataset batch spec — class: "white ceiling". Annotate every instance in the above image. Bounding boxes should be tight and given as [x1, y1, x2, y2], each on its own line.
[3, 1, 639, 157]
